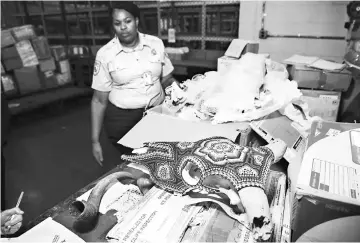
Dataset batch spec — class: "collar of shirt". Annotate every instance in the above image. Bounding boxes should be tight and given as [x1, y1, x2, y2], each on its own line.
[114, 32, 151, 55]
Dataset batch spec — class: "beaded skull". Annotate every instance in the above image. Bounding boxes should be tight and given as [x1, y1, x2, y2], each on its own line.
[121, 137, 275, 195]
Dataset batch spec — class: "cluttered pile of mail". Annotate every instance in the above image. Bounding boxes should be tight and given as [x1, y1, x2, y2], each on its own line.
[8, 39, 360, 243]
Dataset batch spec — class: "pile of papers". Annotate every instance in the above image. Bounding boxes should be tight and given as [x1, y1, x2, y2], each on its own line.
[106, 186, 204, 243]
[283, 54, 346, 71]
[182, 203, 254, 243]
[3, 217, 85, 243]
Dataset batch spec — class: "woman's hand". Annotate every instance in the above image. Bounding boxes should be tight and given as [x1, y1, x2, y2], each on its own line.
[92, 141, 103, 166]
[1, 207, 24, 235]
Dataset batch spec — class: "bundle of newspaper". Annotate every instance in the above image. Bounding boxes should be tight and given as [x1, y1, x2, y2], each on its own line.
[269, 174, 287, 242]
[181, 203, 254, 243]
[106, 186, 204, 243]
[280, 189, 291, 243]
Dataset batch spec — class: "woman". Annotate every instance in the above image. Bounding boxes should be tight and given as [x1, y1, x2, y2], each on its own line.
[91, 1, 179, 166]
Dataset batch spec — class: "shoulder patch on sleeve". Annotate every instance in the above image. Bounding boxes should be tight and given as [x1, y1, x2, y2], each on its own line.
[94, 60, 101, 76]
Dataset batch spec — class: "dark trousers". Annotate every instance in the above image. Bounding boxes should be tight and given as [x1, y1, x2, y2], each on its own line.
[103, 101, 145, 155]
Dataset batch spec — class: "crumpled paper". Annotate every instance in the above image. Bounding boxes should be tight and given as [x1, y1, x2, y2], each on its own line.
[164, 53, 321, 127]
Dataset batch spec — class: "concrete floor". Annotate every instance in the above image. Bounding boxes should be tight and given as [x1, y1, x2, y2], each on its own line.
[2, 96, 122, 231]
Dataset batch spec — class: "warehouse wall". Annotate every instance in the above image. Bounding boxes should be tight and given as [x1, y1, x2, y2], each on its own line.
[239, 1, 349, 62]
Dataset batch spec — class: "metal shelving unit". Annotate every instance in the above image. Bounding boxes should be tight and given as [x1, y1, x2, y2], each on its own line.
[1, 0, 240, 51]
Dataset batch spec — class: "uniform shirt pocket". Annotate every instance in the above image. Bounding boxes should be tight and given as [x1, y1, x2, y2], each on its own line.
[108, 61, 132, 85]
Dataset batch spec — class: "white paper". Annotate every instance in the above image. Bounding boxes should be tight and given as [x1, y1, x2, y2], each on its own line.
[119, 112, 243, 149]
[11, 217, 85, 243]
[308, 59, 345, 71]
[283, 55, 319, 66]
[106, 187, 203, 243]
[76, 182, 143, 221]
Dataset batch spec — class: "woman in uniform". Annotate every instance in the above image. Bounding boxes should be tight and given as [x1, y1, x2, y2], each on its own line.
[91, 1, 179, 165]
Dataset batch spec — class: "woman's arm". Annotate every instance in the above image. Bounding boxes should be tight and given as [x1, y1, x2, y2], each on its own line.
[161, 73, 179, 90]
[91, 90, 109, 144]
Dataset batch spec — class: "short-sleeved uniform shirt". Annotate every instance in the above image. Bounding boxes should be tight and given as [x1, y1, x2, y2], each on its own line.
[92, 33, 174, 109]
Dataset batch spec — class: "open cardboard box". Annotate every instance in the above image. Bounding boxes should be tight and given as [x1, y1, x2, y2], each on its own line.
[250, 113, 360, 241]
[217, 39, 259, 75]
[250, 111, 307, 219]
[287, 65, 352, 92]
[291, 121, 360, 242]
[299, 89, 341, 122]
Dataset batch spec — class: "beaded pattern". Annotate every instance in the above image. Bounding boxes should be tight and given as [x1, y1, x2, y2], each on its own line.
[122, 137, 275, 195]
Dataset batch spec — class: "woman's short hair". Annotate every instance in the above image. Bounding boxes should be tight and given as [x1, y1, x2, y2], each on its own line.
[110, 1, 140, 19]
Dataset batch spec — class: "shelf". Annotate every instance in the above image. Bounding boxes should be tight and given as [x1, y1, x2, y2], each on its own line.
[13, 7, 110, 17]
[47, 35, 66, 39]
[3, 0, 240, 51]
[160, 35, 234, 42]
[173, 0, 240, 6]
[69, 35, 111, 39]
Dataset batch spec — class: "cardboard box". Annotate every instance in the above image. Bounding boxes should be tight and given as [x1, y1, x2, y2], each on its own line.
[2, 40, 39, 71]
[31, 36, 52, 60]
[39, 58, 56, 72]
[1, 74, 18, 98]
[51, 45, 67, 61]
[300, 89, 341, 122]
[11, 25, 36, 41]
[14, 66, 42, 95]
[1, 45, 24, 71]
[250, 111, 307, 212]
[40, 70, 58, 89]
[250, 111, 306, 163]
[1, 29, 16, 48]
[55, 72, 72, 86]
[57, 59, 70, 74]
[118, 107, 250, 149]
[287, 65, 352, 92]
[291, 121, 360, 241]
[217, 39, 259, 74]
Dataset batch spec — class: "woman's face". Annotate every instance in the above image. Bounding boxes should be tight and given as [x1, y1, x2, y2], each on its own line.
[112, 9, 139, 45]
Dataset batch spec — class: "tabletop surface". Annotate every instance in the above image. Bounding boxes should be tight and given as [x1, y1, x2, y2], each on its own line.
[24, 162, 147, 241]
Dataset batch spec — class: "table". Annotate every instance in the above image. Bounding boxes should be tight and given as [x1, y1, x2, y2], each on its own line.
[24, 163, 147, 242]
[23, 160, 287, 242]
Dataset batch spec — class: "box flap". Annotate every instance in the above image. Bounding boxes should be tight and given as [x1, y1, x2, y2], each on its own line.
[283, 55, 319, 66]
[250, 111, 307, 209]
[118, 112, 245, 149]
[225, 39, 254, 58]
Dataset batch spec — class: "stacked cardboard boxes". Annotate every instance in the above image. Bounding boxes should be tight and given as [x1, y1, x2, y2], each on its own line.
[0, 24, 73, 98]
